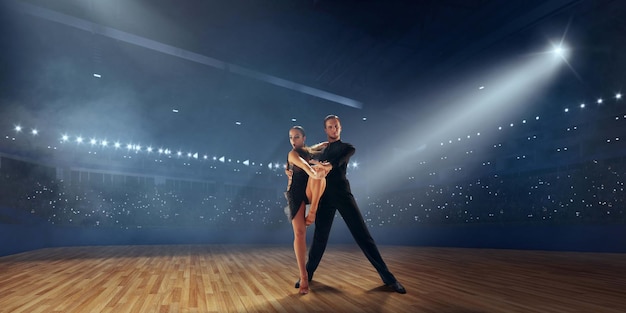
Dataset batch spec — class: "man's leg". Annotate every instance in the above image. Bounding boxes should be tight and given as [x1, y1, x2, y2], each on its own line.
[337, 194, 397, 285]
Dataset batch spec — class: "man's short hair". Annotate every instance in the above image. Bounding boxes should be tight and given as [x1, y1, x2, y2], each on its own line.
[324, 115, 340, 127]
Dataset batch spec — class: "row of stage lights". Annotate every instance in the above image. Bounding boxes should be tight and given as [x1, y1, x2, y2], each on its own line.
[7, 92, 622, 171]
[9, 127, 270, 169]
[9, 127, 362, 171]
[8, 126, 361, 171]
[439, 92, 622, 147]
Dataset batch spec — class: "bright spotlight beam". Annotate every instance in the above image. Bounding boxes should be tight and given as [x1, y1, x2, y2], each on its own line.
[10, 1, 362, 109]
[367, 51, 565, 195]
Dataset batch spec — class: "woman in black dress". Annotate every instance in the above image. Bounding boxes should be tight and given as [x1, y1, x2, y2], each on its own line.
[285, 126, 330, 294]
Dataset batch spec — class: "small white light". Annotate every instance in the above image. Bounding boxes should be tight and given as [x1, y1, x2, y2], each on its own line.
[93, 73, 101, 78]
[616, 93, 622, 100]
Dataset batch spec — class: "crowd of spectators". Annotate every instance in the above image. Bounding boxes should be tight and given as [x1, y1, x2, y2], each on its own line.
[1, 155, 624, 229]
[362, 157, 625, 227]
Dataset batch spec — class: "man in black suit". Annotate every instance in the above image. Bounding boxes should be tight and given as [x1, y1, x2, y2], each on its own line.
[296, 114, 406, 294]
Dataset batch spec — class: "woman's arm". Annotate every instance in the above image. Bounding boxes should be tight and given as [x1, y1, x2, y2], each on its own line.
[288, 150, 320, 179]
[307, 141, 328, 159]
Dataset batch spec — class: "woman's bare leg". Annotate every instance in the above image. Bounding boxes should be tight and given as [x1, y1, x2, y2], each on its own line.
[291, 202, 309, 294]
[305, 177, 326, 226]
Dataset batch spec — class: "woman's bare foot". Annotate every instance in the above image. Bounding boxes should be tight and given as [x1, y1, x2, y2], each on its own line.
[299, 276, 309, 294]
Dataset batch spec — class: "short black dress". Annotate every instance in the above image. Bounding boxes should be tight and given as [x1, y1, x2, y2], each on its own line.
[285, 148, 311, 220]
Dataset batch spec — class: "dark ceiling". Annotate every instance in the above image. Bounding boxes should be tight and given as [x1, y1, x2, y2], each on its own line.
[1, 0, 625, 163]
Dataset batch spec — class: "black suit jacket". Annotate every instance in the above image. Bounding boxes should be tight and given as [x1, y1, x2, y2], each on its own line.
[320, 140, 355, 197]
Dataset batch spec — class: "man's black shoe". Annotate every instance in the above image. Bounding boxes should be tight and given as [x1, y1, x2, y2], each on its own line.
[387, 281, 407, 294]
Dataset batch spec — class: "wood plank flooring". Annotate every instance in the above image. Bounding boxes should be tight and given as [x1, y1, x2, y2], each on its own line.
[1, 244, 625, 313]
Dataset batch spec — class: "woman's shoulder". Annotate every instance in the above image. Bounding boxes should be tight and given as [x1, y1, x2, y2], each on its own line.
[289, 147, 310, 158]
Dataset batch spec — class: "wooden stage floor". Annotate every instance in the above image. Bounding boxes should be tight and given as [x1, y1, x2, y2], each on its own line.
[0, 244, 625, 313]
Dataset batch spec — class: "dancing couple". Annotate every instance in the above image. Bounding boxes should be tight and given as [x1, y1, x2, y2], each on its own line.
[284, 115, 406, 295]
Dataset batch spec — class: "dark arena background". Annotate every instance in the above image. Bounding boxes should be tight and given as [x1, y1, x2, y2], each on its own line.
[1, 1, 625, 312]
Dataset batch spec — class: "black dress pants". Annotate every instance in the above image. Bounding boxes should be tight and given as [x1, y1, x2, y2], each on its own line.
[305, 191, 397, 284]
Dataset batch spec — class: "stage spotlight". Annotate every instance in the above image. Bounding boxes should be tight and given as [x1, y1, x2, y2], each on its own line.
[14, 125, 22, 132]
[549, 41, 570, 61]
[31, 129, 38, 135]
[90, 138, 97, 145]
[76, 136, 83, 144]
[553, 46, 565, 57]
[616, 93, 622, 100]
